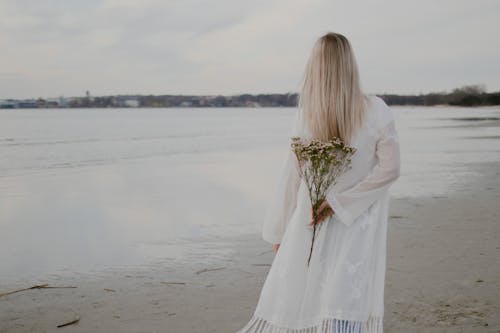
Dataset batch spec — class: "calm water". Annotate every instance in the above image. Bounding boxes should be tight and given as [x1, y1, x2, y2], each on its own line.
[1, 106, 500, 282]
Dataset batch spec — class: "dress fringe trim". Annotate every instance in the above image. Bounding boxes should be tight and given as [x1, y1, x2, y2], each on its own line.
[236, 314, 383, 333]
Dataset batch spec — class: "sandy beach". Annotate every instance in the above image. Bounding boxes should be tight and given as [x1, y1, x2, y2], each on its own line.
[1, 157, 499, 332]
[1, 106, 500, 332]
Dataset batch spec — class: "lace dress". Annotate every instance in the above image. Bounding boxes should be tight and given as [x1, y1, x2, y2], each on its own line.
[235, 95, 401, 333]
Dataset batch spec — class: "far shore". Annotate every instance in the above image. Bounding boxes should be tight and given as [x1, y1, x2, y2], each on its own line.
[2, 85, 500, 109]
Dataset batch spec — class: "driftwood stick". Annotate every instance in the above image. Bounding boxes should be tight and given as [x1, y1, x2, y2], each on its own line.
[0, 284, 77, 298]
[195, 267, 225, 275]
[257, 249, 274, 256]
[57, 316, 80, 328]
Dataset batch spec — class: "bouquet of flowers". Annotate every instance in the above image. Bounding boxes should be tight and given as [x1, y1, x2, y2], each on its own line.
[291, 136, 357, 266]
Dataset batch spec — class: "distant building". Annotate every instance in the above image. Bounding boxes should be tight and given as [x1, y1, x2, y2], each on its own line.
[58, 97, 70, 108]
[124, 99, 140, 107]
[245, 101, 261, 107]
[46, 100, 59, 108]
[0, 99, 16, 108]
[18, 100, 38, 108]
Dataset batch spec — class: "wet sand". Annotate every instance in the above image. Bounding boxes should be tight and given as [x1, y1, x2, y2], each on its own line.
[1, 159, 499, 332]
[384, 160, 499, 332]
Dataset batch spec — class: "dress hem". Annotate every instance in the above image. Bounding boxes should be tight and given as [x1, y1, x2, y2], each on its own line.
[236, 314, 383, 333]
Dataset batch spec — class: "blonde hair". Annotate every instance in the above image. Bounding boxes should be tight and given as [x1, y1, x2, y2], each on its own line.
[298, 32, 368, 145]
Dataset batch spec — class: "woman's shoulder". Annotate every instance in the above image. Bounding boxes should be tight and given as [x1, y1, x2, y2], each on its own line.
[365, 94, 394, 129]
[365, 94, 389, 110]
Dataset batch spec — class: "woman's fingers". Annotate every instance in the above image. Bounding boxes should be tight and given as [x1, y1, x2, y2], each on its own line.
[318, 200, 330, 212]
[309, 198, 335, 226]
[318, 200, 334, 215]
[317, 201, 334, 222]
[309, 206, 334, 226]
[317, 208, 331, 223]
[323, 207, 334, 217]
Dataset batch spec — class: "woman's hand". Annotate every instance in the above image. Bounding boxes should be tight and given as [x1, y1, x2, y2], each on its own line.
[273, 244, 280, 253]
[310, 200, 334, 225]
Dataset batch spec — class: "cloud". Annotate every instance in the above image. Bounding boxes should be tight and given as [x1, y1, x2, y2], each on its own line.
[0, 0, 499, 98]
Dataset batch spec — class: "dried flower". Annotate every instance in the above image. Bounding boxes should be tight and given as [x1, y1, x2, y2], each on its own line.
[291, 136, 357, 266]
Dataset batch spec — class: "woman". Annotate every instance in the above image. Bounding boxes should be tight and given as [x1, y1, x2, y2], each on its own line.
[235, 32, 400, 333]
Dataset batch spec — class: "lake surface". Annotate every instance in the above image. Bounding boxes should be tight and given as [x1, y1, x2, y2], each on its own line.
[1, 106, 500, 283]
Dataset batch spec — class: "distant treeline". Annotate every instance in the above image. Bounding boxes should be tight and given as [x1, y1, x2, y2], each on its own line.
[379, 85, 500, 106]
[132, 93, 298, 108]
[1, 85, 499, 109]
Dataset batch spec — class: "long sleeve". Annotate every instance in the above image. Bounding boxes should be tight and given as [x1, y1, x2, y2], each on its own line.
[325, 114, 401, 227]
[261, 112, 303, 244]
[262, 148, 301, 244]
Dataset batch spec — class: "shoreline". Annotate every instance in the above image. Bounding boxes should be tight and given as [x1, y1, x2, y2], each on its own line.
[1, 160, 499, 332]
[1, 104, 500, 110]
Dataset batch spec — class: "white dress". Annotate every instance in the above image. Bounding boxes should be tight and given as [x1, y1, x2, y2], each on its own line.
[236, 95, 401, 333]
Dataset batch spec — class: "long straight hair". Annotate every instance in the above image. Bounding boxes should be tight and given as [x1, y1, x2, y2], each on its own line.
[298, 32, 367, 145]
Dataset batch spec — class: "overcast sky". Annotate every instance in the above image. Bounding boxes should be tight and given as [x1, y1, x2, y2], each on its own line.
[1, 0, 499, 99]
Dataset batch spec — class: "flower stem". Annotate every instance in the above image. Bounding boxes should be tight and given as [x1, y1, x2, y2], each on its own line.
[307, 223, 317, 267]
[307, 210, 320, 267]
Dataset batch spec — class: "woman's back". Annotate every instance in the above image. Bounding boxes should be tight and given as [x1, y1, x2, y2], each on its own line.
[335, 95, 397, 191]
[294, 94, 400, 227]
